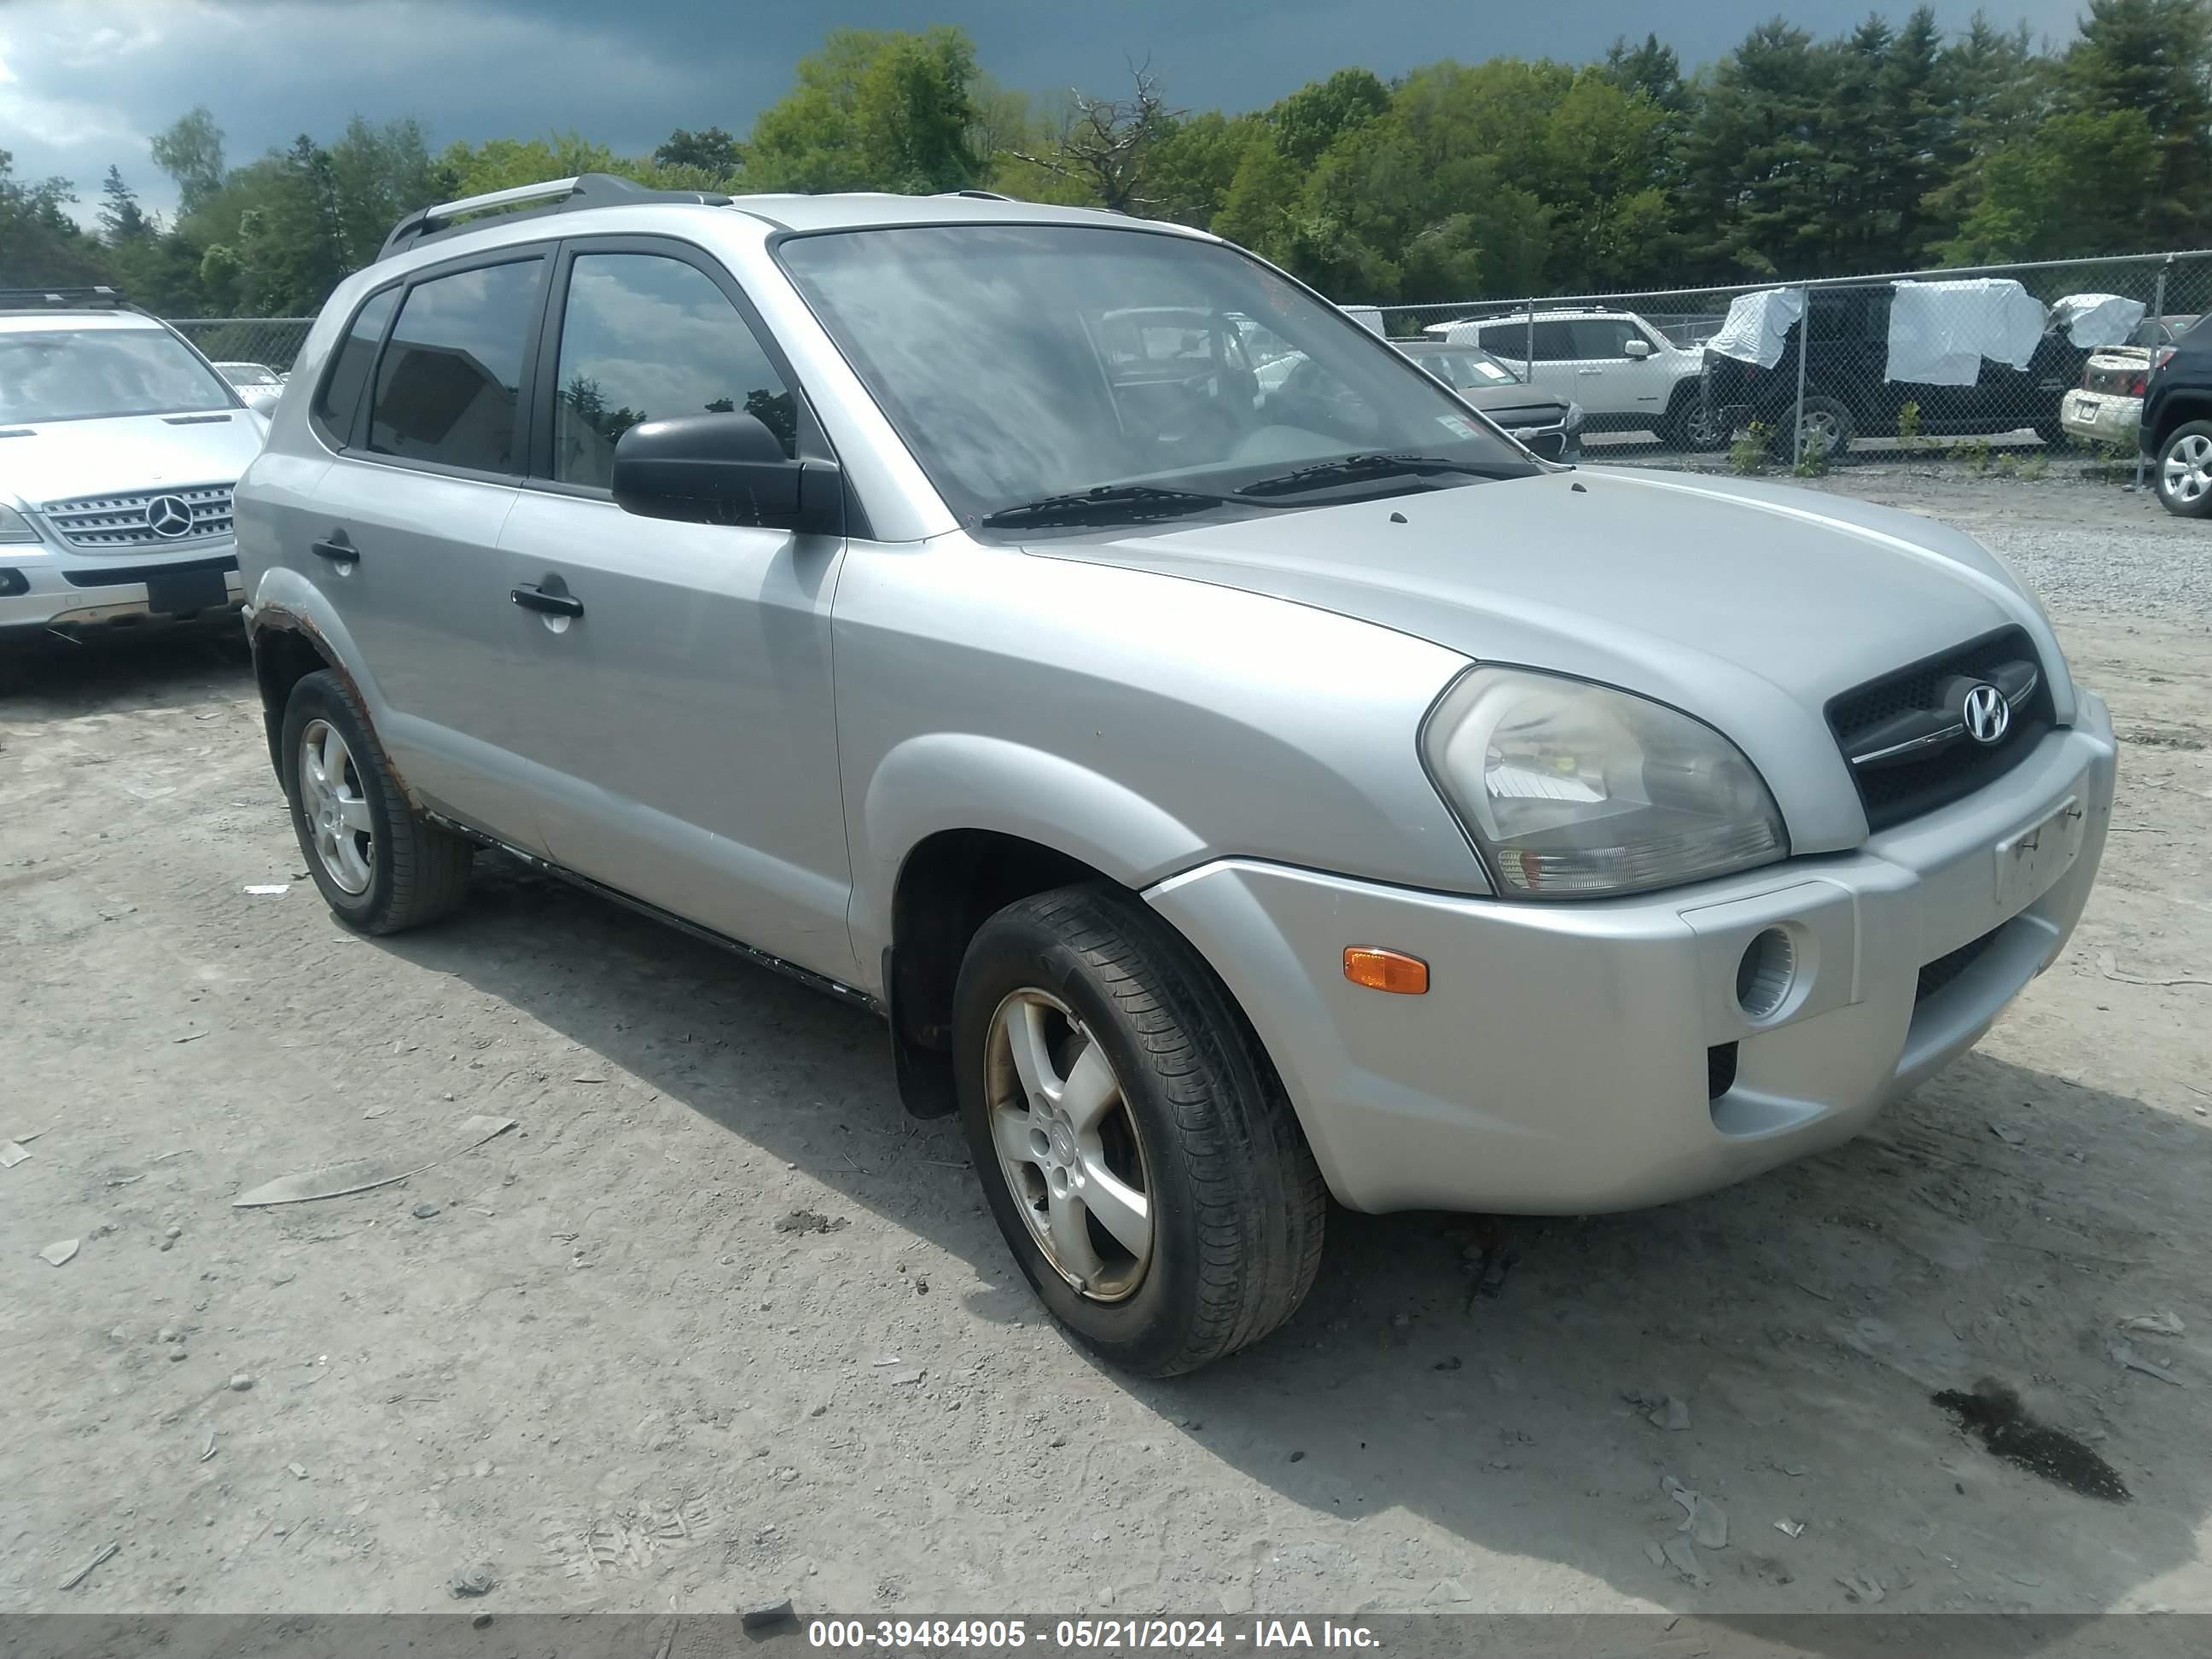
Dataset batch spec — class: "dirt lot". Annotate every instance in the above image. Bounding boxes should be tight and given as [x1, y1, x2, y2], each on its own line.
[3, 467, 2209, 1618]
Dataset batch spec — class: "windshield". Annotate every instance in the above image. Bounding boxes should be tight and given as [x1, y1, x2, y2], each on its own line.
[1408, 346, 1526, 391]
[0, 328, 236, 423]
[778, 224, 1537, 528]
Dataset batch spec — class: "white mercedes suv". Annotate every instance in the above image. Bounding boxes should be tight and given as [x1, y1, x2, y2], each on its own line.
[0, 288, 267, 648]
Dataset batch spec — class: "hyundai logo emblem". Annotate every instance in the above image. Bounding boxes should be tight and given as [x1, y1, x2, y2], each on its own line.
[1962, 682, 2010, 746]
[144, 494, 195, 538]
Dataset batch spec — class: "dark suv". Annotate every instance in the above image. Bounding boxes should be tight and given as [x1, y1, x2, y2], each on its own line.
[2139, 312, 2212, 517]
[1703, 285, 2089, 457]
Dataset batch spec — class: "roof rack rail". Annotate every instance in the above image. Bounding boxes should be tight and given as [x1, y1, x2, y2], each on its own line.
[378, 172, 734, 260]
[937, 189, 1012, 201]
[0, 284, 133, 311]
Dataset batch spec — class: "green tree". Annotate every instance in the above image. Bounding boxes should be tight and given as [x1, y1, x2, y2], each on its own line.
[2062, 0, 2212, 244]
[747, 27, 981, 193]
[150, 107, 227, 217]
[653, 126, 745, 176]
[98, 166, 151, 242]
[0, 151, 110, 286]
[1271, 67, 1390, 169]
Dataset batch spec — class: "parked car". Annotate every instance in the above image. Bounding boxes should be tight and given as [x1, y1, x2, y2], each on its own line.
[2060, 317, 2201, 450]
[235, 176, 2115, 1377]
[214, 360, 288, 416]
[1441, 307, 1723, 451]
[1393, 339, 1584, 461]
[2139, 312, 2212, 517]
[1703, 283, 2089, 457]
[0, 287, 265, 646]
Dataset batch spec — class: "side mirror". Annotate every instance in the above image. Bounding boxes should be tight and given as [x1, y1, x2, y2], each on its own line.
[609, 411, 842, 534]
[1623, 338, 1654, 360]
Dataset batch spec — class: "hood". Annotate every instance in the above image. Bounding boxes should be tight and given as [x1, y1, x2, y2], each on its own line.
[0, 411, 266, 509]
[1028, 466, 2073, 854]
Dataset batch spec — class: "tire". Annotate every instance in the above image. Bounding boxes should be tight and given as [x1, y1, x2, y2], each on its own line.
[1667, 390, 1730, 452]
[953, 883, 1326, 1377]
[1773, 393, 1855, 458]
[279, 668, 472, 934]
[2155, 421, 2212, 519]
[2034, 418, 2072, 451]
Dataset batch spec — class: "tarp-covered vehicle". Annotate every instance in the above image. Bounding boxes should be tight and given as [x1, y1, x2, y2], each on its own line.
[1702, 279, 2101, 457]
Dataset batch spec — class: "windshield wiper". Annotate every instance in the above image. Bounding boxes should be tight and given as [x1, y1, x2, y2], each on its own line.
[977, 483, 1241, 529]
[1233, 451, 1514, 498]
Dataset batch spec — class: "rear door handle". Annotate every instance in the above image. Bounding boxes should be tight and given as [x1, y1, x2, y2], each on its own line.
[511, 582, 583, 618]
[310, 533, 356, 562]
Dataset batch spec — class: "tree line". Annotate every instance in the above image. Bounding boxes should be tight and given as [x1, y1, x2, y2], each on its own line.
[3, 0, 2207, 320]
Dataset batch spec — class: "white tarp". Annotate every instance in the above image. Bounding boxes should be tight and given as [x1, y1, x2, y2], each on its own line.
[1885, 278, 2046, 386]
[2050, 292, 2147, 349]
[1705, 288, 1805, 369]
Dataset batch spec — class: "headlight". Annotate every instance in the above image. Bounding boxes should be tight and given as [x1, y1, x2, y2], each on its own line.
[1423, 667, 1787, 898]
[1563, 401, 1585, 430]
[0, 504, 39, 544]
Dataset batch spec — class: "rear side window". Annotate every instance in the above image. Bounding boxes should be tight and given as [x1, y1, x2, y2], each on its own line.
[1481, 320, 1575, 361]
[314, 287, 398, 444]
[549, 251, 795, 488]
[368, 259, 543, 473]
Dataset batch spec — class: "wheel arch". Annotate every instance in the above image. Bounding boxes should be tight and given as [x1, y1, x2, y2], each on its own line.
[2150, 393, 2212, 456]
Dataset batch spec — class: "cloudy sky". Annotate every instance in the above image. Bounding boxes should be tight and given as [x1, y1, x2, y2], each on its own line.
[3, 0, 2087, 224]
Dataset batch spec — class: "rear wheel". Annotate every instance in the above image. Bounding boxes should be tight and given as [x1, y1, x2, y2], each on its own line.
[2156, 421, 2212, 518]
[953, 884, 1326, 1377]
[1773, 394, 1855, 458]
[280, 670, 472, 933]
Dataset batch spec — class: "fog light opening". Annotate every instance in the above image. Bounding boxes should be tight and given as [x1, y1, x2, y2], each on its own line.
[1736, 927, 1797, 1020]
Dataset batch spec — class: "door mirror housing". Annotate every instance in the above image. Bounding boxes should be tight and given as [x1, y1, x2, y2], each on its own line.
[1623, 338, 1654, 359]
[609, 411, 842, 534]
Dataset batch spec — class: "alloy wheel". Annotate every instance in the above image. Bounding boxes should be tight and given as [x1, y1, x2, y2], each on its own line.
[2164, 432, 2212, 503]
[983, 989, 1154, 1301]
[298, 719, 375, 895]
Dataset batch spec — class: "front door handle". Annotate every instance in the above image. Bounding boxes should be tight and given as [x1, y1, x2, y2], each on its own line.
[310, 531, 356, 562]
[511, 581, 583, 618]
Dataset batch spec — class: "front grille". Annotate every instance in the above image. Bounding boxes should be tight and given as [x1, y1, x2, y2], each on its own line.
[1828, 627, 2052, 830]
[61, 554, 237, 588]
[41, 483, 235, 550]
[1916, 928, 2000, 1002]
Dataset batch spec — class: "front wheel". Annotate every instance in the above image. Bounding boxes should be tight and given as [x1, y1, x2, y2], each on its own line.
[1668, 393, 1731, 452]
[2156, 421, 2212, 518]
[1773, 393, 1855, 458]
[953, 884, 1326, 1377]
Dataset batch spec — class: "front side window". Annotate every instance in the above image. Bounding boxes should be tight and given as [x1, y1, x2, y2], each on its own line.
[367, 259, 541, 473]
[778, 224, 1534, 529]
[316, 287, 399, 443]
[0, 327, 236, 424]
[1570, 318, 1641, 358]
[550, 252, 795, 488]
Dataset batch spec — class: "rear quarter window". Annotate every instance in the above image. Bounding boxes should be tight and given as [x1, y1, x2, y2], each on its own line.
[366, 259, 544, 474]
[313, 287, 399, 445]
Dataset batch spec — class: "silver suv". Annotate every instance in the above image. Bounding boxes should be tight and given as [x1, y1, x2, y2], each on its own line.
[1, 288, 265, 645]
[235, 177, 2116, 1377]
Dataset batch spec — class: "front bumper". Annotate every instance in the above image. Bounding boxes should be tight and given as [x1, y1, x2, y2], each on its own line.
[0, 543, 244, 643]
[2060, 389, 2141, 445]
[1148, 694, 2116, 1214]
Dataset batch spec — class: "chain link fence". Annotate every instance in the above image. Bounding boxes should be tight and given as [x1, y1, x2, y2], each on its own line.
[168, 317, 317, 376]
[1369, 250, 2212, 478]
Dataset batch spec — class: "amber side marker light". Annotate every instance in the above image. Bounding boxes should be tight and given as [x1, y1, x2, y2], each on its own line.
[1342, 946, 1429, 995]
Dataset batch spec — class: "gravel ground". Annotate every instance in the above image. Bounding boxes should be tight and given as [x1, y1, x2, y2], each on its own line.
[3, 469, 2208, 1619]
